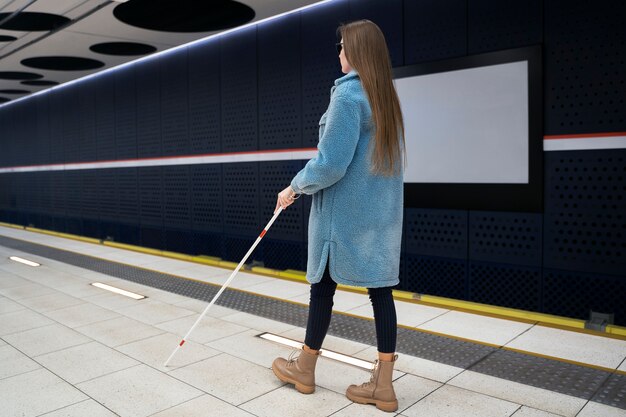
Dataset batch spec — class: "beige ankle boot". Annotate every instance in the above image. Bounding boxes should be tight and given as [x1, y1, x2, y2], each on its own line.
[346, 355, 398, 412]
[272, 346, 320, 394]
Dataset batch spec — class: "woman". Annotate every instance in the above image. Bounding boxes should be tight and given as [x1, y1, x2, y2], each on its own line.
[272, 20, 405, 413]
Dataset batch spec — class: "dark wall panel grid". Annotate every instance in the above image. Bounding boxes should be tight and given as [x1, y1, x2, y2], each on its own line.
[258, 15, 302, 150]
[78, 83, 96, 162]
[402, 254, 468, 300]
[138, 166, 163, 227]
[543, 268, 626, 326]
[404, 208, 468, 259]
[117, 168, 138, 223]
[469, 211, 542, 266]
[190, 164, 223, 233]
[188, 40, 221, 154]
[545, 0, 626, 134]
[160, 49, 189, 156]
[222, 162, 259, 236]
[136, 59, 162, 157]
[544, 150, 626, 275]
[468, 0, 542, 54]
[300, 0, 351, 147]
[94, 76, 116, 161]
[98, 168, 117, 222]
[220, 27, 258, 152]
[163, 165, 191, 229]
[115, 66, 137, 160]
[469, 261, 542, 312]
[403, 0, 467, 65]
[34, 95, 50, 165]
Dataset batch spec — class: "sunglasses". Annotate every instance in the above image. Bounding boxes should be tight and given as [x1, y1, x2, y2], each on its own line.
[335, 42, 343, 54]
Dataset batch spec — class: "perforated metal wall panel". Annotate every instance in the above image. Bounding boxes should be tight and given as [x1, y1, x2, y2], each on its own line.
[48, 92, 65, 164]
[469, 211, 542, 266]
[543, 268, 626, 325]
[62, 87, 81, 163]
[188, 40, 221, 154]
[468, 0, 542, 54]
[136, 60, 161, 158]
[221, 27, 257, 152]
[301, 0, 350, 147]
[163, 165, 190, 229]
[262, 238, 306, 271]
[138, 166, 163, 227]
[98, 169, 117, 221]
[190, 165, 223, 233]
[81, 170, 100, 220]
[258, 16, 301, 150]
[223, 234, 262, 264]
[469, 261, 542, 311]
[116, 168, 138, 223]
[64, 170, 82, 218]
[545, 0, 626, 134]
[222, 162, 259, 236]
[94, 77, 116, 161]
[164, 228, 194, 254]
[404, 0, 467, 65]
[349, 0, 403, 67]
[192, 230, 223, 258]
[34, 95, 50, 165]
[140, 225, 163, 250]
[115, 67, 137, 160]
[404, 208, 468, 259]
[161, 50, 189, 157]
[544, 150, 626, 275]
[403, 254, 468, 299]
[78, 84, 96, 162]
[50, 171, 66, 218]
[259, 161, 304, 242]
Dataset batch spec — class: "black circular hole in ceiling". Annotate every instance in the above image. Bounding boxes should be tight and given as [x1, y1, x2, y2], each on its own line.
[90, 42, 157, 56]
[21, 56, 105, 71]
[0, 12, 70, 31]
[0, 89, 29, 94]
[0, 71, 43, 80]
[0, 35, 17, 42]
[113, 0, 255, 32]
[0, 97, 10, 103]
[21, 80, 58, 86]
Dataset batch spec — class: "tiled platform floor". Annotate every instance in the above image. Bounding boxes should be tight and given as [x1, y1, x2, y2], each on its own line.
[1, 225, 625, 417]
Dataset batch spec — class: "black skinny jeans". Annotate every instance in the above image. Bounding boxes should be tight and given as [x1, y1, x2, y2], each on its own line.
[304, 260, 397, 353]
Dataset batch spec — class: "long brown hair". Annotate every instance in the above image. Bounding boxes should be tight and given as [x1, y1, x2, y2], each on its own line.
[338, 20, 405, 176]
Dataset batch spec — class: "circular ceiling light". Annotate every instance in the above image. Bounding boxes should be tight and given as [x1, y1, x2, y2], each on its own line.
[0, 12, 70, 31]
[90, 41, 157, 56]
[21, 56, 105, 71]
[113, 0, 255, 32]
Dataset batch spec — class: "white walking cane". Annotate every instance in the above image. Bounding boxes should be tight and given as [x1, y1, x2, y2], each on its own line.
[164, 206, 284, 367]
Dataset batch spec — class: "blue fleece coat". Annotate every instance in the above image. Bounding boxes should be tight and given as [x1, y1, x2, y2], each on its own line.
[290, 71, 403, 288]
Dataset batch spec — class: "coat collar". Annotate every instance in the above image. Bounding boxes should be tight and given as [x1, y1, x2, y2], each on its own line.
[334, 70, 359, 86]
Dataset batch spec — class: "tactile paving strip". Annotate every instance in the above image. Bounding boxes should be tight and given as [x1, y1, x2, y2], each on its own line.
[0, 234, 624, 411]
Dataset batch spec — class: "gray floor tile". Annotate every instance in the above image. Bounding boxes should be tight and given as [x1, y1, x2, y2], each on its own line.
[240, 385, 351, 417]
[0, 368, 88, 417]
[206, 329, 294, 368]
[576, 401, 626, 417]
[402, 384, 521, 417]
[0, 309, 54, 336]
[77, 364, 202, 417]
[156, 314, 249, 344]
[118, 299, 196, 325]
[150, 394, 256, 417]
[0, 282, 57, 300]
[35, 341, 140, 384]
[169, 353, 283, 405]
[0, 295, 26, 314]
[75, 316, 165, 347]
[38, 399, 119, 417]
[17, 292, 85, 313]
[45, 302, 121, 328]
[116, 332, 221, 371]
[0, 344, 41, 380]
[4, 323, 91, 357]
[511, 406, 563, 416]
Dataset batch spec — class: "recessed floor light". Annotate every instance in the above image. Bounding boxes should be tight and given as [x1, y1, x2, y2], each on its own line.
[9, 256, 40, 267]
[91, 282, 146, 300]
[258, 333, 373, 370]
